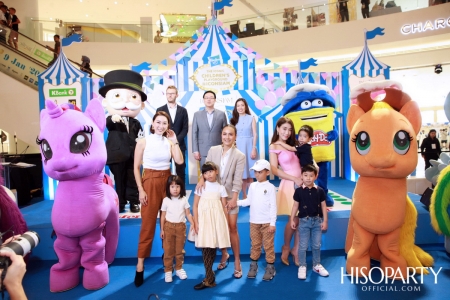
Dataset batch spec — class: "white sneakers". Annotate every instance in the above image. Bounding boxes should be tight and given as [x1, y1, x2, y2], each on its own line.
[298, 264, 329, 279]
[313, 264, 329, 277]
[298, 266, 307, 279]
[165, 271, 173, 283]
[165, 269, 188, 282]
[175, 269, 188, 280]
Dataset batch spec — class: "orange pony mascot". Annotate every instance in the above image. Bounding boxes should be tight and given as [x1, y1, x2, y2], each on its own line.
[345, 80, 433, 279]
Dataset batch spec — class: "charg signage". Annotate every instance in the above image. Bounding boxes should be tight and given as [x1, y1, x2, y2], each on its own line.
[401, 17, 450, 35]
[0, 47, 43, 90]
[43, 82, 82, 108]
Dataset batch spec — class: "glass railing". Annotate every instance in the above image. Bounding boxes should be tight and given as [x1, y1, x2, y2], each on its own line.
[27, 0, 435, 44]
[0, 24, 102, 77]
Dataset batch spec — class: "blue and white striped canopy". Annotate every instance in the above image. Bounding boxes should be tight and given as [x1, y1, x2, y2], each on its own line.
[342, 42, 389, 77]
[39, 49, 87, 85]
[175, 24, 255, 91]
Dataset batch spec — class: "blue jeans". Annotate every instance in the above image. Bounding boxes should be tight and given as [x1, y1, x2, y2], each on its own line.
[298, 216, 322, 267]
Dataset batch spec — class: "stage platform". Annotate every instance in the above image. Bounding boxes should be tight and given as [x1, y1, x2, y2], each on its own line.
[21, 178, 444, 261]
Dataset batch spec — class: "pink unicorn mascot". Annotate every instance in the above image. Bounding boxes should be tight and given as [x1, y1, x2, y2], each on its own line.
[38, 99, 119, 292]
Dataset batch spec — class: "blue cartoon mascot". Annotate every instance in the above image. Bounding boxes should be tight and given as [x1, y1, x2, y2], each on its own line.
[281, 83, 337, 206]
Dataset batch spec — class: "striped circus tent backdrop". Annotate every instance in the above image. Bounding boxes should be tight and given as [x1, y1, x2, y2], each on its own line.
[341, 40, 390, 181]
[175, 24, 255, 92]
[38, 49, 92, 200]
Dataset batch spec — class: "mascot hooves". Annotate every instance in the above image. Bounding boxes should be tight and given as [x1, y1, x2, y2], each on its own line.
[50, 267, 80, 293]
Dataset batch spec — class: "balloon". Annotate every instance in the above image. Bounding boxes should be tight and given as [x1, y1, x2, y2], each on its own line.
[263, 81, 274, 91]
[255, 100, 266, 110]
[275, 87, 285, 98]
[256, 75, 265, 85]
[256, 84, 268, 99]
[264, 92, 277, 107]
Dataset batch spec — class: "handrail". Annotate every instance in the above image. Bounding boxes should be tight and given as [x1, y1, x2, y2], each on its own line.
[1, 24, 102, 78]
[1, 40, 48, 69]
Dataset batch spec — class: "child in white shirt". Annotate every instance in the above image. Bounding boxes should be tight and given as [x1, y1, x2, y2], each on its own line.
[237, 159, 277, 281]
[160, 175, 194, 283]
[193, 162, 231, 290]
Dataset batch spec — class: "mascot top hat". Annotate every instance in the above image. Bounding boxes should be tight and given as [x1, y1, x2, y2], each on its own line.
[99, 69, 147, 101]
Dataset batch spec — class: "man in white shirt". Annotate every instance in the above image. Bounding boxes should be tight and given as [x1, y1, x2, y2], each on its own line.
[156, 86, 189, 183]
[237, 159, 277, 281]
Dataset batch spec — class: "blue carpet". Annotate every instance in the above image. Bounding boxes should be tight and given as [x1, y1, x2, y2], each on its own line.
[19, 245, 450, 300]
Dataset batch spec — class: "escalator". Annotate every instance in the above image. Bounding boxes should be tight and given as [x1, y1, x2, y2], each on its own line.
[0, 25, 100, 90]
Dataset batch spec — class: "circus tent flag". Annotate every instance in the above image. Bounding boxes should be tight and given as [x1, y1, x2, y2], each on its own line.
[365, 27, 385, 40]
[130, 62, 152, 73]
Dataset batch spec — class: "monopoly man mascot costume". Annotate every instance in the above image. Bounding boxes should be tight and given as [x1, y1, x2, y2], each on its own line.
[39, 100, 119, 292]
[281, 83, 337, 206]
[345, 80, 433, 279]
[100, 70, 145, 213]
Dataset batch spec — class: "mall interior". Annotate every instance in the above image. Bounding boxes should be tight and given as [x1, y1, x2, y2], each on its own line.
[1, 1, 450, 299]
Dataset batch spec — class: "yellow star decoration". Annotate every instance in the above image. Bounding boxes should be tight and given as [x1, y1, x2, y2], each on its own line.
[190, 64, 242, 93]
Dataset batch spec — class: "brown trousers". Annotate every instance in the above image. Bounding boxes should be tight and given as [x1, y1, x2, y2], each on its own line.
[250, 223, 275, 263]
[137, 168, 171, 258]
[163, 221, 187, 272]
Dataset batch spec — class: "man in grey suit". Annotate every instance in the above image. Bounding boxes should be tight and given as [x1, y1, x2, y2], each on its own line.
[192, 91, 228, 167]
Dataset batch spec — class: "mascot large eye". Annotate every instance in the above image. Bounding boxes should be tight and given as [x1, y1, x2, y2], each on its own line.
[300, 101, 312, 109]
[393, 130, 411, 155]
[114, 93, 120, 98]
[40, 140, 53, 161]
[354, 131, 370, 155]
[131, 94, 137, 99]
[312, 99, 324, 107]
[70, 131, 92, 154]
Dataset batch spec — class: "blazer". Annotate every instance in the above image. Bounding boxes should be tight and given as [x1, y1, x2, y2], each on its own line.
[105, 116, 142, 164]
[156, 104, 189, 151]
[192, 109, 228, 156]
[206, 146, 245, 200]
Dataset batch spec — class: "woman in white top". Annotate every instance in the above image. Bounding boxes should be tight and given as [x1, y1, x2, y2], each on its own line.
[133, 111, 183, 287]
[196, 125, 245, 278]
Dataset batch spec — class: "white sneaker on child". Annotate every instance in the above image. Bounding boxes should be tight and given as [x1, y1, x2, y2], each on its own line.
[165, 271, 173, 283]
[313, 264, 329, 277]
[175, 269, 188, 280]
[298, 266, 307, 280]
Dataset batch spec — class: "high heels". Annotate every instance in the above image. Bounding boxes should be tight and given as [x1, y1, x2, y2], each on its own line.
[281, 246, 290, 266]
[217, 253, 230, 270]
[134, 269, 144, 287]
[290, 250, 300, 267]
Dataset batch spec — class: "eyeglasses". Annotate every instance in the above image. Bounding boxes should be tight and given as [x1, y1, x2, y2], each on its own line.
[204, 97, 215, 100]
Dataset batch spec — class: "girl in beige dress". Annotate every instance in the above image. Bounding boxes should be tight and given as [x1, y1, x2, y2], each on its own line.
[193, 162, 231, 289]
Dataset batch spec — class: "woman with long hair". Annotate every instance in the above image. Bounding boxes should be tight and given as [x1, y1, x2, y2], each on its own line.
[269, 117, 303, 266]
[133, 111, 183, 287]
[230, 98, 258, 199]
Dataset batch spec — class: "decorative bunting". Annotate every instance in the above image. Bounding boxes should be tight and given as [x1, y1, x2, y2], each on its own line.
[177, 47, 184, 54]
[273, 63, 280, 70]
[203, 27, 210, 34]
[184, 41, 191, 47]
[197, 36, 205, 42]
[171, 65, 177, 71]
[191, 43, 198, 50]
[291, 70, 298, 78]
[247, 47, 253, 54]
[232, 45, 240, 53]
[169, 54, 176, 61]
[198, 27, 204, 33]
[152, 64, 159, 71]
[231, 34, 238, 41]
[225, 37, 232, 43]
[257, 69, 264, 77]
[192, 34, 198, 40]
[282, 67, 289, 74]
[255, 53, 262, 60]
[218, 20, 223, 26]
[240, 54, 248, 61]
[264, 58, 271, 65]
[184, 51, 191, 58]
[239, 41, 246, 47]
[162, 71, 169, 78]
[332, 72, 339, 79]
[160, 59, 167, 66]
[321, 73, 328, 80]
[224, 28, 230, 33]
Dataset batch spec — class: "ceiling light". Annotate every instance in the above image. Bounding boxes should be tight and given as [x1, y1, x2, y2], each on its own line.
[50, 17, 53, 20]
[86, 14, 89, 17]
[146, 3, 149, 5]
